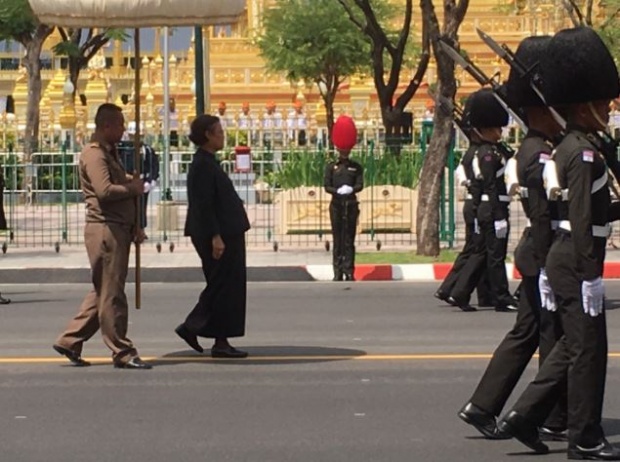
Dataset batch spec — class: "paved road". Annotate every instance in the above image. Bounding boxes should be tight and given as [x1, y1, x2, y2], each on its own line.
[1, 282, 620, 462]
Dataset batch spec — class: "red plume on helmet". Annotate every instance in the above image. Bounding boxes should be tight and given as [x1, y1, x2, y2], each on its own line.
[332, 116, 357, 150]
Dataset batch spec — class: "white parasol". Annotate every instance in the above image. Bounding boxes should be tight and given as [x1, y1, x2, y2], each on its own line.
[27, 0, 246, 308]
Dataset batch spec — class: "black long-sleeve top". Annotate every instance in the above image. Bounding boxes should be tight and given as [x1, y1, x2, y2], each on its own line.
[516, 130, 556, 270]
[184, 148, 251, 239]
[475, 143, 509, 221]
[324, 157, 364, 201]
[555, 126, 609, 281]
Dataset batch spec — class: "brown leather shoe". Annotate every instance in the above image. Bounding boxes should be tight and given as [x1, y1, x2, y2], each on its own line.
[53, 344, 91, 367]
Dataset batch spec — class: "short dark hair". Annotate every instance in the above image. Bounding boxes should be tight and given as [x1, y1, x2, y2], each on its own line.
[189, 114, 220, 145]
[95, 103, 123, 128]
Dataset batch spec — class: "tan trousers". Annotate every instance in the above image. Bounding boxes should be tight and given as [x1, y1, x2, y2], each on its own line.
[56, 222, 137, 363]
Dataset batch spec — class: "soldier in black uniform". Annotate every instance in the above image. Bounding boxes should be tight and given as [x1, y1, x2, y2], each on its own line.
[324, 115, 364, 281]
[435, 98, 496, 311]
[458, 36, 567, 440]
[499, 27, 620, 460]
[468, 89, 517, 312]
[445, 89, 517, 312]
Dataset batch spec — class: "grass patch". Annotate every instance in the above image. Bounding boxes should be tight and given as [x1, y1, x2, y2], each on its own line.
[356, 250, 459, 264]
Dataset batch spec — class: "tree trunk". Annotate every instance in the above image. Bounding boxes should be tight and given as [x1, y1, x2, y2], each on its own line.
[415, 105, 453, 256]
[22, 25, 53, 161]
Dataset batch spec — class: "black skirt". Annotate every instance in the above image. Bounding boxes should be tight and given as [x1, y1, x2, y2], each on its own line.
[185, 234, 247, 338]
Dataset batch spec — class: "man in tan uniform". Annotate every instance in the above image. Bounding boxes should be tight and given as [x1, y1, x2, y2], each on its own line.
[53, 103, 152, 369]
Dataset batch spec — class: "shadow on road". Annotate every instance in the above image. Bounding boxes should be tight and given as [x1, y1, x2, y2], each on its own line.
[154, 345, 367, 366]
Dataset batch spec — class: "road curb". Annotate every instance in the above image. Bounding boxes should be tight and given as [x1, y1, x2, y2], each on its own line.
[5, 262, 620, 283]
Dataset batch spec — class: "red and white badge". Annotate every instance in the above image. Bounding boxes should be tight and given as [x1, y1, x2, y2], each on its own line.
[582, 150, 595, 163]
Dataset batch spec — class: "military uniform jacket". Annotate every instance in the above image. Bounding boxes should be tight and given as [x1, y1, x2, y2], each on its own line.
[184, 148, 251, 239]
[516, 130, 556, 270]
[475, 143, 509, 222]
[80, 138, 137, 227]
[554, 126, 609, 281]
[324, 158, 364, 201]
[460, 143, 482, 224]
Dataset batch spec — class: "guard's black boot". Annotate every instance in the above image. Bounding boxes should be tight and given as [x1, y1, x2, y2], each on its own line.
[458, 402, 511, 440]
[567, 439, 620, 460]
[498, 411, 549, 454]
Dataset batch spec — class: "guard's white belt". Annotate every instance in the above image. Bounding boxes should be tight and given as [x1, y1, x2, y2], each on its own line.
[558, 220, 610, 237]
[481, 194, 510, 202]
[465, 194, 473, 200]
[520, 187, 528, 198]
[526, 219, 560, 230]
[496, 166, 506, 178]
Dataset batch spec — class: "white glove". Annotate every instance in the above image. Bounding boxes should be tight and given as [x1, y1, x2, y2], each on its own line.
[455, 163, 468, 187]
[143, 182, 151, 193]
[582, 277, 605, 317]
[150, 180, 157, 189]
[505, 157, 519, 196]
[337, 185, 353, 195]
[538, 268, 556, 312]
[542, 159, 561, 200]
[494, 219, 508, 239]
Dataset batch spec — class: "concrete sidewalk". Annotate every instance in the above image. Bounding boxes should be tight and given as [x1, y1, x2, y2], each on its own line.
[4, 246, 620, 283]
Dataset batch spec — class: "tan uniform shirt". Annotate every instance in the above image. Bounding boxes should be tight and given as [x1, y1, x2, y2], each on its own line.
[80, 138, 137, 227]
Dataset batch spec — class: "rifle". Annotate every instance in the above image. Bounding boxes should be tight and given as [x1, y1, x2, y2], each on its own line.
[437, 38, 527, 133]
[476, 27, 620, 197]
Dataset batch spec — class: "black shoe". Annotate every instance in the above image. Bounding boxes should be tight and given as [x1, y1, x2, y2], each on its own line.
[449, 297, 477, 312]
[0, 293, 10, 304]
[568, 439, 620, 460]
[539, 426, 568, 442]
[333, 272, 343, 281]
[344, 273, 355, 281]
[211, 346, 249, 358]
[175, 324, 204, 353]
[495, 304, 518, 313]
[53, 344, 91, 367]
[434, 290, 451, 303]
[498, 411, 549, 454]
[458, 402, 511, 440]
[114, 357, 152, 369]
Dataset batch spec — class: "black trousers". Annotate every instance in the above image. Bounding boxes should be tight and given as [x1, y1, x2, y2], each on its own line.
[470, 230, 566, 427]
[438, 219, 492, 305]
[330, 199, 359, 276]
[512, 233, 608, 447]
[184, 234, 247, 339]
[477, 208, 512, 307]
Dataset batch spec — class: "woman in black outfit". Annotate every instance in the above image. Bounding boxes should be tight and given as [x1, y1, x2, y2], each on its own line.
[175, 115, 251, 358]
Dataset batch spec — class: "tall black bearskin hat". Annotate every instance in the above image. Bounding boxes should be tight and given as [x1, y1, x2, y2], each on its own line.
[542, 26, 620, 106]
[463, 88, 509, 129]
[506, 36, 551, 108]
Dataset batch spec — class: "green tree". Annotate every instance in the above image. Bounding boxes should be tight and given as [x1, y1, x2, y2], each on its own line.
[336, 0, 430, 145]
[255, 0, 371, 143]
[0, 0, 53, 159]
[53, 28, 128, 100]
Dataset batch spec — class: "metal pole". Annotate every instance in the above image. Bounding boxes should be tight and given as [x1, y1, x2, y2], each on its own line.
[61, 142, 67, 242]
[134, 28, 142, 310]
[204, 29, 211, 113]
[194, 26, 205, 116]
[163, 26, 170, 242]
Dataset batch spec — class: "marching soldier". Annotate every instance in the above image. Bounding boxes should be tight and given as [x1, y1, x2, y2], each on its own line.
[435, 95, 492, 311]
[444, 89, 516, 312]
[469, 88, 517, 312]
[459, 36, 566, 440]
[499, 27, 620, 460]
[324, 116, 363, 281]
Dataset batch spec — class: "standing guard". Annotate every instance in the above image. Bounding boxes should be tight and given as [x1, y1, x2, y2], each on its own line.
[499, 27, 620, 460]
[324, 116, 363, 281]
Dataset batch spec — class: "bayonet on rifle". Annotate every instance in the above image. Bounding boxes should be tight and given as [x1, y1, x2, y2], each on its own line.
[437, 39, 528, 131]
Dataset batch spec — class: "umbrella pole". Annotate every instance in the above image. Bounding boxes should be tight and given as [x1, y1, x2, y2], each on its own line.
[134, 28, 142, 310]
